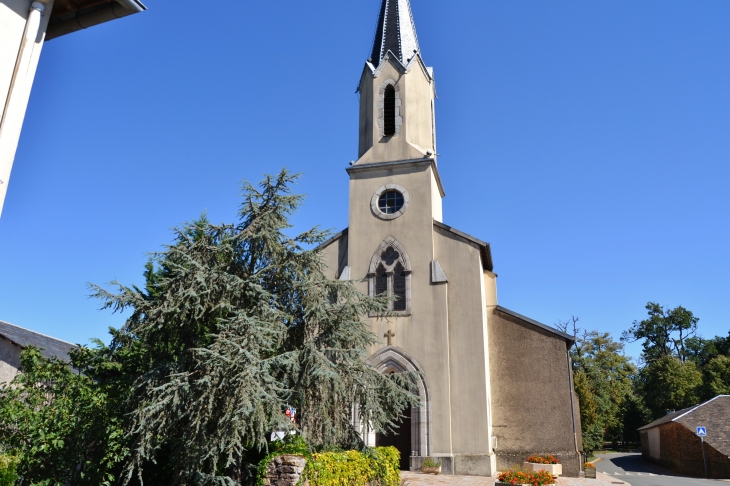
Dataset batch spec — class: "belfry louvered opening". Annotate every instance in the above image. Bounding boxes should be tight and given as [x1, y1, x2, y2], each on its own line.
[384, 85, 396, 136]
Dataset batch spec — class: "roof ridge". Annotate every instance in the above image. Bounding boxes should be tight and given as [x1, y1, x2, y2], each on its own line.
[495, 306, 576, 344]
[672, 394, 727, 422]
[0, 320, 76, 347]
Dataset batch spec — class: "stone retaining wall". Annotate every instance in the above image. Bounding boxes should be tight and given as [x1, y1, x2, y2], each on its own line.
[262, 455, 307, 486]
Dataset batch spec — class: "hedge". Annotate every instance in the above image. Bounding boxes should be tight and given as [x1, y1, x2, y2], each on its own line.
[0, 455, 19, 486]
[306, 447, 400, 486]
[257, 439, 400, 486]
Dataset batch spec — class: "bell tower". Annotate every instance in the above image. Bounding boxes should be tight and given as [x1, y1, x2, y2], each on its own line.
[356, 0, 438, 166]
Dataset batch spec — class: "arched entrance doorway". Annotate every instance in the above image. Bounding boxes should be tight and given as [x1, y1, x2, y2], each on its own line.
[375, 376, 413, 470]
[366, 346, 431, 471]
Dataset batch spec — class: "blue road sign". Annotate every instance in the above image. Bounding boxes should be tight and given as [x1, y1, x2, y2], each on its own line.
[697, 426, 707, 437]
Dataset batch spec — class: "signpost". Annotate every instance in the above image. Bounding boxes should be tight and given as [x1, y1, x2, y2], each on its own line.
[696, 426, 708, 478]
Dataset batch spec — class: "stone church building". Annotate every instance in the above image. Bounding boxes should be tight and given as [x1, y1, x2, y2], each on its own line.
[319, 0, 583, 477]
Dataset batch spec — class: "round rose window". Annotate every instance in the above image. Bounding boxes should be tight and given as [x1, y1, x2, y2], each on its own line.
[371, 184, 410, 220]
[378, 190, 405, 214]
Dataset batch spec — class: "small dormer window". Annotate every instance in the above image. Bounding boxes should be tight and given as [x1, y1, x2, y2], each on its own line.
[384, 85, 396, 136]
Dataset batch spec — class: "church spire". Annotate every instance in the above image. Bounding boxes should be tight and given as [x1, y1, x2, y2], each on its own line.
[370, 0, 421, 67]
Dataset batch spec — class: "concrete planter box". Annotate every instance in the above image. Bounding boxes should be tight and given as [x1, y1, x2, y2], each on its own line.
[421, 465, 441, 475]
[523, 462, 562, 476]
[585, 467, 596, 478]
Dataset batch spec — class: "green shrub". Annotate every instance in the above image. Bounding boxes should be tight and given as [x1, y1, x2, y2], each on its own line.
[421, 457, 441, 468]
[256, 434, 399, 486]
[306, 447, 399, 486]
[0, 455, 19, 486]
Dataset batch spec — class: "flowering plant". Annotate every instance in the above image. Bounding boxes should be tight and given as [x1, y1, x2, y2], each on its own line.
[498, 468, 555, 486]
[584, 462, 595, 469]
[529, 470, 556, 486]
[525, 455, 559, 464]
[498, 468, 531, 485]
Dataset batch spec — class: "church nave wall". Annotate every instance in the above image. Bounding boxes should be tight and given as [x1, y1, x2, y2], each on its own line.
[487, 308, 582, 477]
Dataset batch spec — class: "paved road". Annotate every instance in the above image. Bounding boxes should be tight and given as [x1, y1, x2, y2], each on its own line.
[595, 453, 728, 486]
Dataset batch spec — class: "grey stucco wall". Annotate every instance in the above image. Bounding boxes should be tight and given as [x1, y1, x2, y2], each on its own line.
[320, 159, 496, 475]
[0, 335, 21, 384]
[488, 309, 582, 477]
[319, 231, 348, 279]
[433, 227, 493, 462]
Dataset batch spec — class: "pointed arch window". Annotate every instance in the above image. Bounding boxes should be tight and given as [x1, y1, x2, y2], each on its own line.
[384, 85, 396, 136]
[368, 237, 412, 315]
[393, 263, 407, 312]
[375, 264, 388, 297]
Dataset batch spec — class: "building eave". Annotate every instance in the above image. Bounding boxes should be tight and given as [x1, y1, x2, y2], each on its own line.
[314, 228, 348, 252]
[495, 306, 576, 345]
[46, 0, 146, 41]
[0, 320, 78, 362]
[638, 395, 729, 431]
[433, 220, 493, 272]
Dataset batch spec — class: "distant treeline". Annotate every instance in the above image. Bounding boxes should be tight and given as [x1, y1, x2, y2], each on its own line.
[560, 303, 730, 455]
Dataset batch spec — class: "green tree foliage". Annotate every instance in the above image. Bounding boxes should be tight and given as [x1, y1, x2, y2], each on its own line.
[616, 392, 649, 444]
[685, 333, 730, 367]
[88, 170, 418, 484]
[560, 317, 645, 454]
[0, 170, 418, 485]
[0, 454, 19, 486]
[0, 347, 127, 485]
[622, 303, 729, 415]
[640, 356, 702, 419]
[572, 331, 637, 443]
[702, 355, 730, 397]
[621, 303, 699, 363]
[571, 369, 602, 455]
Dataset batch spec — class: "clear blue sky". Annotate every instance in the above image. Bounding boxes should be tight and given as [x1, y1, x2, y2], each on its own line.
[1, 0, 728, 360]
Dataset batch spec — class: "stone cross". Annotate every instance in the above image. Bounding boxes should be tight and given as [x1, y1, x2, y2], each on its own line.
[384, 329, 396, 345]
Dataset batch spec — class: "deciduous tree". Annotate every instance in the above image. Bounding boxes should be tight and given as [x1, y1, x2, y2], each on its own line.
[640, 355, 702, 419]
[621, 303, 699, 363]
[702, 355, 730, 397]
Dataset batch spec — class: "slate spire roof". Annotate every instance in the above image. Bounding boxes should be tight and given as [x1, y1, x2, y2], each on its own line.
[370, 0, 421, 67]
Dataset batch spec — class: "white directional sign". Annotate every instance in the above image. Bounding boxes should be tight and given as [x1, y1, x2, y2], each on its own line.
[696, 426, 707, 437]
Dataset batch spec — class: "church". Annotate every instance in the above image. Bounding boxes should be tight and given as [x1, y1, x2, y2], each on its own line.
[318, 0, 584, 477]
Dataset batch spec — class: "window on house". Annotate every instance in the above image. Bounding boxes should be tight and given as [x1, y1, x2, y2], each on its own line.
[384, 85, 396, 136]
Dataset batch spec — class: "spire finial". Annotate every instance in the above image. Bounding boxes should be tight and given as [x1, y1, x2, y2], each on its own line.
[370, 0, 421, 67]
